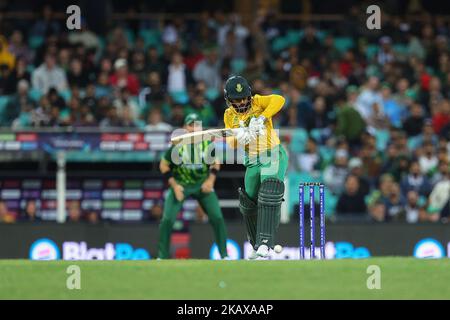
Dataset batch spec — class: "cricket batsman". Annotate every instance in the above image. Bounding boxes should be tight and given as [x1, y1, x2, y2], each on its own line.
[223, 75, 288, 259]
[157, 113, 228, 259]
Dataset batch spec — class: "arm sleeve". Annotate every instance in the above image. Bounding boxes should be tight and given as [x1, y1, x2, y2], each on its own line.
[224, 109, 238, 149]
[162, 146, 174, 165]
[256, 94, 286, 119]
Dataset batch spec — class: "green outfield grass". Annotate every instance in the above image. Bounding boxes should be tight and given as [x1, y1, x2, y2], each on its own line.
[0, 258, 449, 299]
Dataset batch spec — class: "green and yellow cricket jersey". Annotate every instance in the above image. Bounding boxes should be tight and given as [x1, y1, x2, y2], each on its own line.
[162, 140, 214, 185]
[224, 94, 285, 156]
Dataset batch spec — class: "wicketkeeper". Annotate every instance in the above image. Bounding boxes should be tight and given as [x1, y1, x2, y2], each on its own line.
[157, 113, 228, 259]
[223, 75, 288, 259]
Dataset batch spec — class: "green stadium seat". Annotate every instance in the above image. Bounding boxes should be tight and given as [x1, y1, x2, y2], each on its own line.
[393, 44, 408, 55]
[135, 119, 146, 129]
[29, 88, 43, 102]
[60, 89, 72, 102]
[231, 59, 246, 74]
[139, 29, 161, 48]
[289, 128, 308, 154]
[98, 36, 106, 50]
[366, 44, 379, 60]
[29, 36, 44, 49]
[170, 91, 189, 104]
[271, 37, 289, 52]
[0, 96, 10, 125]
[125, 29, 135, 44]
[408, 136, 422, 150]
[310, 128, 322, 142]
[26, 65, 35, 74]
[318, 146, 334, 167]
[286, 30, 303, 46]
[316, 30, 328, 42]
[205, 88, 219, 101]
[324, 191, 338, 217]
[334, 37, 354, 52]
[375, 129, 390, 151]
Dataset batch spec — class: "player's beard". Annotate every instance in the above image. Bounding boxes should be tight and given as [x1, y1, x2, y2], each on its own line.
[231, 97, 252, 113]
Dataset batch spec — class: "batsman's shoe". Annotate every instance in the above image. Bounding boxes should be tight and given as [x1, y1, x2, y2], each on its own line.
[247, 249, 258, 260]
[256, 244, 269, 258]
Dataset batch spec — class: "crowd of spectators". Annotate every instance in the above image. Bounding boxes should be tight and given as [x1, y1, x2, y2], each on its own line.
[0, 4, 449, 223]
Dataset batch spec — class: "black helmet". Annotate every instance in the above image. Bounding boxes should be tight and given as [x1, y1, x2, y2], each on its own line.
[224, 75, 252, 113]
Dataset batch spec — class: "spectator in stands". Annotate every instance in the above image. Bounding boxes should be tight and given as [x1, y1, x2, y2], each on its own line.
[298, 25, 322, 63]
[67, 201, 81, 223]
[304, 96, 331, 132]
[296, 138, 321, 173]
[109, 58, 140, 95]
[426, 174, 450, 223]
[184, 41, 204, 72]
[47, 87, 66, 110]
[146, 46, 166, 77]
[383, 182, 406, 221]
[381, 83, 404, 128]
[335, 88, 366, 148]
[32, 53, 68, 94]
[82, 83, 97, 112]
[377, 36, 395, 65]
[402, 102, 425, 137]
[8, 30, 34, 65]
[162, 19, 179, 46]
[4, 57, 31, 94]
[166, 51, 192, 94]
[113, 87, 140, 120]
[96, 72, 113, 98]
[366, 102, 389, 132]
[356, 76, 383, 123]
[31, 5, 61, 37]
[366, 173, 396, 222]
[0, 36, 16, 71]
[145, 108, 172, 132]
[413, 119, 439, 148]
[131, 50, 147, 86]
[148, 202, 163, 221]
[85, 210, 100, 224]
[348, 157, 371, 196]
[21, 200, 41, 222]
[169, 103, 186, 127]
[94, 95, 112, 122]
[400, 161, 432, 197]
[0, 201, 16, 223]
[218, 14, 249, 60]
[120, 106, 139, 128]
[193, 46, 221, 91]
[185, 93, 217, 127]
[432, 99, 450, 135]
[323, 149, 349, 195]
[392, 130, 410, 156]
[431, 159, 449, 185]
[67, 21, 101, 51]
[403, 190, 426, 223]
[359, 134, 383, 179]
[5, 80, 35, 125]
[67, 58, 89, 89]
[145, 71, 166, 103]
[336, 174, 367, 217]
[100, 106, 122, 128]
[419, 141, 438, 175]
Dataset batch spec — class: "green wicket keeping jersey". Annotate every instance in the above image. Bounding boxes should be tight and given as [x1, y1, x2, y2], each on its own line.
[162, 141, 215, 185]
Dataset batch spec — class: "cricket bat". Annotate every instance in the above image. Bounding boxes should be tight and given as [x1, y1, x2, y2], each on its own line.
[170, 128, 240, 145]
